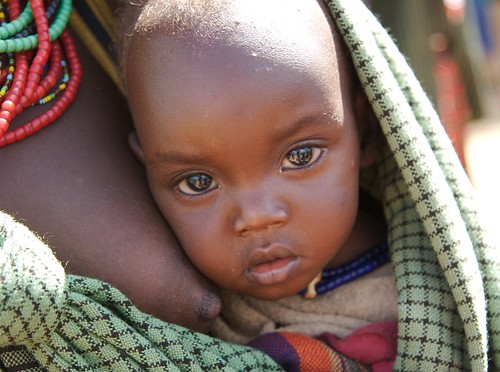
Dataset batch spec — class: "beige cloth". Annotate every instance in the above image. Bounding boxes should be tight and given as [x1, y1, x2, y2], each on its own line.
[212, 263, 398, 344]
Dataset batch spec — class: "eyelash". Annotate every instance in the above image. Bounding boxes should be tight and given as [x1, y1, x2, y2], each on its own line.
[176, 173, 218, 196]
[174, 144, 325, 196]
[280, 144, 324, 172]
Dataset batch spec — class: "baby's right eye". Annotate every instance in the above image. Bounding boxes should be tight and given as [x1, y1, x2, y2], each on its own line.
[177, 173, 218, 195]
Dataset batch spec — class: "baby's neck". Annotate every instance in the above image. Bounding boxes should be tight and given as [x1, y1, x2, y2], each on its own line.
[326, 191, 387, 269]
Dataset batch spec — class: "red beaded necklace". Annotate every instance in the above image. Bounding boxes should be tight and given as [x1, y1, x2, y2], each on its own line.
[0, 0, 81, 147]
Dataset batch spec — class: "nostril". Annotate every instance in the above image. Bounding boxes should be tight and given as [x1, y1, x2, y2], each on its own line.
[233, 197, 288, 235]
[237, 220, 284, 237]
[270, 220, 285, 229]
[237, 226, 252, 237]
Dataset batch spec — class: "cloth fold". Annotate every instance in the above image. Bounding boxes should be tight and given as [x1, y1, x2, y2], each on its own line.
[247, 322, 397, 372]
[212, 264, 398, 344]
[249, 331, 372, 372]
[0, 213, 66, 346]
[327, 1, 499, 370]
[318, 321, 398, 371]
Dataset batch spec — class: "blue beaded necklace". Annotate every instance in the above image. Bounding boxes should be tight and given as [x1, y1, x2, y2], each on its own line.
[301, 242, 390, 299]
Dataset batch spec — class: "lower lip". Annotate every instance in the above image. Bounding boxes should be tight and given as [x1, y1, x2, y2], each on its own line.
[246, 257, 299, 285]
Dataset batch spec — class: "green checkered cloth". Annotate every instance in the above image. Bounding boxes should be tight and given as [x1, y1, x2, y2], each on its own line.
[326, 1, 499, 370]
[0, 213, 282, 371]
[1, 0, 498, 370]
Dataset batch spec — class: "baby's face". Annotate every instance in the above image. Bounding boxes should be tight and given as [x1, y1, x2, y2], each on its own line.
[126, 0, 363, 300]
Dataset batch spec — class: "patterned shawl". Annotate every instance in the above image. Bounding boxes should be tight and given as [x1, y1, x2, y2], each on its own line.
[1, 0, 498, 370]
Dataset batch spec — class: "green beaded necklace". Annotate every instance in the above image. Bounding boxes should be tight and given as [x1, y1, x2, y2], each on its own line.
[0, 0, 81, 147]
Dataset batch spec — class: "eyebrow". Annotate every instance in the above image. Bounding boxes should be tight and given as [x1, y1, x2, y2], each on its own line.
[152, 150, 204, 165]
[151, 112, 335, 164]
[273, 111, 335, 141]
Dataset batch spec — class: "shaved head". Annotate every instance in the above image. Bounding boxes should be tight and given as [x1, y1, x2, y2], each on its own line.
[117, 0, 353, 93]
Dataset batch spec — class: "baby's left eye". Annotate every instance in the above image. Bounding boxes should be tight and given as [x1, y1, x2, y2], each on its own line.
[281, 146, 322, 170]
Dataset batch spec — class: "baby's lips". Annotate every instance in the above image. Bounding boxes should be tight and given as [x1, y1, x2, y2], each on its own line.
[245, 244, 300, 286]
[249, 256, 295, 274]
[247, 243, 295, 267]
[245, 257, 299, 286]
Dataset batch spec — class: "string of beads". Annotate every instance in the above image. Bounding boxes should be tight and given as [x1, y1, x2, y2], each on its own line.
[0, 0, 80, 147]
[300, 242, 390, 297]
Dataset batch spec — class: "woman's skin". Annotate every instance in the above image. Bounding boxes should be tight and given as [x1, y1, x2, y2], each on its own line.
[0, 32, 220, 333]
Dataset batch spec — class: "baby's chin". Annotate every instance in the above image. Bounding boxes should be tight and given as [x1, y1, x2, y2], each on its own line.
[235, 283, 306, 301]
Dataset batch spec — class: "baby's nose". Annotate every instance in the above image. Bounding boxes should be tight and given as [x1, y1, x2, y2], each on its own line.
[233, 192, 288, 236]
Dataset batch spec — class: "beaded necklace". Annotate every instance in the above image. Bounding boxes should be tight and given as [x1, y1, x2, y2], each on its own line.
[0, 0, 81, 147]
[301, 242, 390, 299]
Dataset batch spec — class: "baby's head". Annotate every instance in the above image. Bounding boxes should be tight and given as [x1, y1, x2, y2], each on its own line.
[119, 0, 380, 300]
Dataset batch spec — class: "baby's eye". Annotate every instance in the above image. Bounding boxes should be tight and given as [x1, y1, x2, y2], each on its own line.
[281, 146, 322, 170]
[177, 173, 217, 195]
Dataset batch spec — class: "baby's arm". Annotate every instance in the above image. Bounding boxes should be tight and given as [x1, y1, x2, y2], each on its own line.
[0, 37, 220, 333]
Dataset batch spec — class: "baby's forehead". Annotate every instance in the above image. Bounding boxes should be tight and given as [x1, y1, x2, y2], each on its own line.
[132, 0, 332, 37]
[126, 0, 342, 75]
[125, 2, 356, 164]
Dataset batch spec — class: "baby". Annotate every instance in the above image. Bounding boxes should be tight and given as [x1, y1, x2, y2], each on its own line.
[118, 0, 396, 362]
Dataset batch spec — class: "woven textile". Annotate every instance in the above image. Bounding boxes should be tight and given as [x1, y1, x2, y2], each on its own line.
[325, 1, 499, 370]
[212, 264, 398, 344]
[0, 212, 282, 371]
[1, 0, 499, 370]
[248, 332, 371, 371]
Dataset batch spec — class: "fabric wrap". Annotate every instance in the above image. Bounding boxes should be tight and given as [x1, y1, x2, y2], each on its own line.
[0, 213, 66, 346]
[326, 1, 499, 370]
[212, 264, 398, 344]
[1, 0, 499, 371]
[0, 212, 282, 371]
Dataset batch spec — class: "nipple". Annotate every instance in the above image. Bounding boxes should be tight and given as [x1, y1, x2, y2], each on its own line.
[196, 292, 222, 320]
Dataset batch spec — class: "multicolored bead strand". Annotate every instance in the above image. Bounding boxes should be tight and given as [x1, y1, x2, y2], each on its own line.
[300, 242, 390, 298]
[0, 55, 14, 100]
[0, 0, 79, 147]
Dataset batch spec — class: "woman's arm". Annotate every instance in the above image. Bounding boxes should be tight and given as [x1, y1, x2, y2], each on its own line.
[0, 35, 220, 333]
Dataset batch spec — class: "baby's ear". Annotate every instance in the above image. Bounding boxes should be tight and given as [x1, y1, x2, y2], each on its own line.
[354, 87, 382, 169]
[128, 131, 145, 164]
